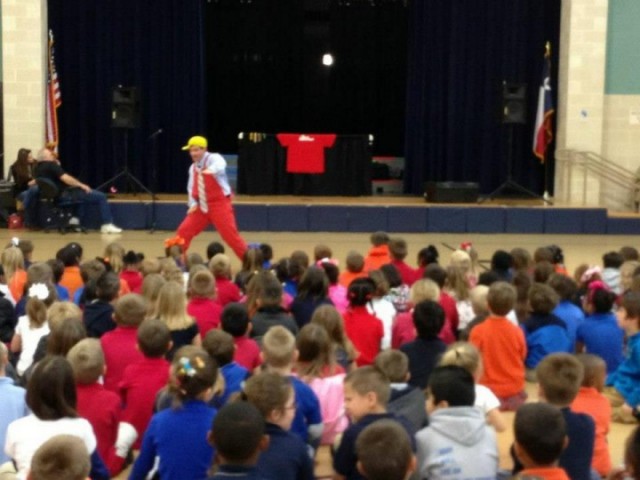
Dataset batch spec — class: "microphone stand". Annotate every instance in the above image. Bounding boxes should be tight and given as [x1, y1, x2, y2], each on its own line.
[147, 129, 162, 233]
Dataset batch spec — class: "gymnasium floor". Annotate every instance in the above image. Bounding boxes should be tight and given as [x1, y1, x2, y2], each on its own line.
[12, 229, 638, 477]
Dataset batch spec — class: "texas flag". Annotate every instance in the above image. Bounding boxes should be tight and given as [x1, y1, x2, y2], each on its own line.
[533, 43, 554, 163]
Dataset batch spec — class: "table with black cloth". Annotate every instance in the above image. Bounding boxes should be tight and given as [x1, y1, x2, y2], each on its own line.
[236, 133, 372, 196]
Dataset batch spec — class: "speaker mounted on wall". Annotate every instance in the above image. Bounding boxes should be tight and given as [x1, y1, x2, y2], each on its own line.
[502, 83, 527, 124]
[111, 86, 140, 129]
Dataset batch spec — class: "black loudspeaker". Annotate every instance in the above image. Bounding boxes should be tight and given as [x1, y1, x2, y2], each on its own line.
[502, 83, 527, 124]
[111, 86, 140, 129]
[424, 182, 479, 203]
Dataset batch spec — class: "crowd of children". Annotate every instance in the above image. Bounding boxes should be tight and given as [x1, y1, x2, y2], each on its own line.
[2, 235, 640, 479]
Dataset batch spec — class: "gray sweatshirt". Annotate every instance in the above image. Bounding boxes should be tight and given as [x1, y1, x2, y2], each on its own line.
[415, 406, 498, 480]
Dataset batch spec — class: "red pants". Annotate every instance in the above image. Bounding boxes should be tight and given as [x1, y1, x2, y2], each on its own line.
[176, 198, 247, 260]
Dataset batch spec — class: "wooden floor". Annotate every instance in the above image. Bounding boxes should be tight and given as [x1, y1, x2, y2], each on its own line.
[13, 229, 637, 477]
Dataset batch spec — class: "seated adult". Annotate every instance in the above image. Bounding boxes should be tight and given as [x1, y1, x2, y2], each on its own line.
[32, 147, 122, 233]
[8, 148, 37, 225]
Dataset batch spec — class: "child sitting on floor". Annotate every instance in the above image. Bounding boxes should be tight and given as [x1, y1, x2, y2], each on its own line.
[28, 435, 91, 480]
[221, 302, 261, 371]
[187, 269, 223, 337]
[355, 420, 416, 480]
[204, 329, 249, 409]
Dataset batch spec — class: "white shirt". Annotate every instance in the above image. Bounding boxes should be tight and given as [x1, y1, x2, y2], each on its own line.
[14, 315, 49, 376]
[4, 415, 96, 480]
[474, 384, 501, 415]
[186, 152, 230, 208]
[367, 298, 396, 350]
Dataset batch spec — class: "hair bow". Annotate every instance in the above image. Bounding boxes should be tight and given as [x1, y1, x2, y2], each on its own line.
[580, 266, 602, 284]
[316, 257, 339, 267]
[28, 283, 49, 301]
[460, 242, 473, 252]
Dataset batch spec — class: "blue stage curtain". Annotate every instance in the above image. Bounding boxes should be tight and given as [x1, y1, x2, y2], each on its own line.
[47, 0, 205, 193]
[405, 0, 561, 195]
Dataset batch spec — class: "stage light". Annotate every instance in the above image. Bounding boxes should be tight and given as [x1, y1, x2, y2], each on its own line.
[322, 54, 334, 66]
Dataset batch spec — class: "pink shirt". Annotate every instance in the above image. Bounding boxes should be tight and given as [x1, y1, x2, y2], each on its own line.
[328, 284, 349, 314]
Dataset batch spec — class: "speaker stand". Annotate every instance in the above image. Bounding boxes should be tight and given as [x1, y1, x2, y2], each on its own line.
[481, 125, 552, 205]
[97, 129, 154, 198]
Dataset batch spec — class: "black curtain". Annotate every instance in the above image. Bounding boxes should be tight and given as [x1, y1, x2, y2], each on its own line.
[47, 0, 205, 193]
[405, 0, 561, 195]
[205, 0, 407, 156]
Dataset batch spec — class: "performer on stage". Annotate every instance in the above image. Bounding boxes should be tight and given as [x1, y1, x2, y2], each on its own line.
[175, 136, 247, 259]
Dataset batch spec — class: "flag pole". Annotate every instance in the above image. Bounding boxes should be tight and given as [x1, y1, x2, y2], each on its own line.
[542, 41, 551, 202]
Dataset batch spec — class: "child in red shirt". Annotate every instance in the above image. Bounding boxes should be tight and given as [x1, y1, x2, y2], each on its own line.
[221, 302, 261, 371]
[187, 269, 222, 337]
[100, 293, 146, 392]
[388, 237, 419, 287]
[571, 353, 612, 477]
[514, 403, 571, 480]
[470, 281, 527, 410]
[120, 251, 143, 293]
[343, 278, 384, 366]
[67, 338, 136, 476]
[210, 253, 241, 307]
[119, 319, 172, 449]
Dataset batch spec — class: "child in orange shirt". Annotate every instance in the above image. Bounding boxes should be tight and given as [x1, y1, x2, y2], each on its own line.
[338, 252, 367, 288]
[571, 353, 611, 477]
[469, 281, 527, 411]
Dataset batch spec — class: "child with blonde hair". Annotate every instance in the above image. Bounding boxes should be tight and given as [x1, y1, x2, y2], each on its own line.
[445, 265, 474, 332]
[460, 285, 490, 341]
[11, 283, 55, 376]
[439, 342, 506, 432]
[187, 269, 222, 336]
[152, 281, 200, 359]
[296, 323, 348, 445]
[209, 253, 241, 306]
[311, 304, 357, 371]
[450, 249, 476, 287]
[140, 273, 165, 317]
[3, 246, 26, 302]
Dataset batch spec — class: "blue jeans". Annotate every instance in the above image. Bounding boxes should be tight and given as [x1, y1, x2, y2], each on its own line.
[74, 189, 113, 225]
[19, 185, 40, 227]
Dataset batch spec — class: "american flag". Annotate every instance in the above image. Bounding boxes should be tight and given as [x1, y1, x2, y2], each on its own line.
[46, 29, 62, 150]
[533, 42, 554, 163]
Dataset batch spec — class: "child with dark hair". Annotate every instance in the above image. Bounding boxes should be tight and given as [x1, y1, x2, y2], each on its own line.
[333, 367, 415, 480]
[273, 257, 304, 299]
[606, 291, 640, 423]
[207, 402, 268, 479]
[470, 281, 527, 411]
[243, 373, 315, 480]
[314, 244, 333, 263]
[221, 302, 261, 371]
[399, 300, 446, 390]
[577, 281, 624, 373]
[235, 248, 264, 293]
[363, 231, 391, 273]
[388, 237, 419, 286]
[28, 434, 91, 480]
[250, 272, 298, 342]
[5, 356, 108, 480]
[490, 250, 512, 282]
[67, 339, 135, 476]
[380, 263, 410, 313]
[57, 243, 84, 301]
[522, 283, 572, 374]
[603, 250, 624, 294]
[571, 354, 611, 476]
[513, 403, 569, 479]
[343, 278, 383, 367]
[516, 353, 595, 480]
[100, 293, 146, 392]
[73, 259, 106, 307]
[339, 251, 367, 288]
[415, 245, 439, 278]
[119, 319, 172, 449]
[416, 366, 498, 480]
[549, 273, 585, 349]
[187, 269, 223, 337]
[259, 243, 274, 270]
[290, 266, 334, 329]
[120, 250, 143, 293]
[129, 348, 217, 480]
[356, 420, 416, 480]
[206, 241, 225, 260]
[423, 264, 459, 343]
[204, 329, 249, 409]
[83, 270, 120, 338]
[209, 253, 241, 307]
[374, 350, 427, 431]
[46, 258, 69, 301]
[320, 260, 349, 314]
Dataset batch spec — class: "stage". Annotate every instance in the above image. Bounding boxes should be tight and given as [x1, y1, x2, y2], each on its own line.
[90, 193, 640, 235]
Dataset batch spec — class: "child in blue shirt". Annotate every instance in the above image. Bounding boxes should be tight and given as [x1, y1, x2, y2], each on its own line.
[207, 402, 268, 480]
[243, 372, 314, 480]
[606, 291, 640, 423]
[203, 329, 249, 409]
[577, 282, 624, 373]
[549, 273, 585, 349]
[130, 348, 218, 480]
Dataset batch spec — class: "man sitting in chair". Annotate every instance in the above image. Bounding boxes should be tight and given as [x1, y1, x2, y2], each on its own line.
[33, 147, 122, 233]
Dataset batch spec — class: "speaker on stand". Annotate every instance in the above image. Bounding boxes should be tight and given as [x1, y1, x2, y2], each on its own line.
[481, 82, 550, 204]
[97, 86, 152, 198]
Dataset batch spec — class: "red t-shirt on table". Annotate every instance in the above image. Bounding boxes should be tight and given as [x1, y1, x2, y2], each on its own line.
[277, 134, 336, 174]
